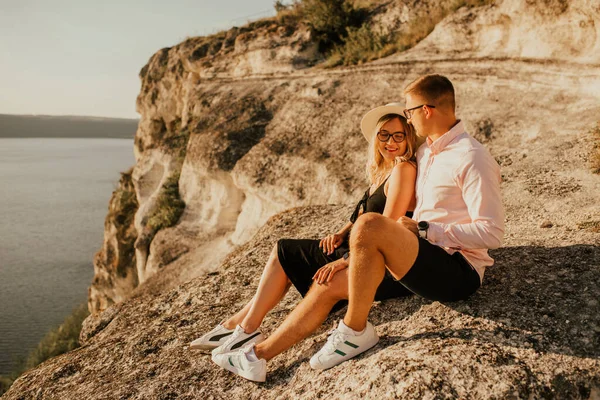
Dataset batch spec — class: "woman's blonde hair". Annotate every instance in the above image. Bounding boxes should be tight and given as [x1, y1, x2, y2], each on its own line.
[366, 114, 417, 186]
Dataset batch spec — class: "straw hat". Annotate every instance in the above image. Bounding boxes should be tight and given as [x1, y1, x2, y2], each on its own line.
[360, 102, 406, 142]
[360, 102, 426, 147]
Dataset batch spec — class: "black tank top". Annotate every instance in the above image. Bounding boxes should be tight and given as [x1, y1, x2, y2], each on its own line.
[349, 177, 413, 223]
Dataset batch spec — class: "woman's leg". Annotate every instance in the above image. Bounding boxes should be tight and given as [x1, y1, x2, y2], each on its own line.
[222, 242, 291, 331]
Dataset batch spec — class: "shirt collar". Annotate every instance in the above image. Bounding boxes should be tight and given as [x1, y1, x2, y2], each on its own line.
[425, 120, 465, 155]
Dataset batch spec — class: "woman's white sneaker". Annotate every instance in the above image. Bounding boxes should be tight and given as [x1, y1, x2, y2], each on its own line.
[211, 325, 265, 356]
[309, 320, 379, 370]
[189, 324, 234, 351]
[212, 343, 267, 382]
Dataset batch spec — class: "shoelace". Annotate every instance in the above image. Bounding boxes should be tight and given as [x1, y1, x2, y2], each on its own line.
[323, 329, 346, 354]
[220, 326, 244, 349]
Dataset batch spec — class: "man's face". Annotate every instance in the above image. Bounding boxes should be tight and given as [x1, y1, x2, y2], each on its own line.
[404, 93, 428, 137]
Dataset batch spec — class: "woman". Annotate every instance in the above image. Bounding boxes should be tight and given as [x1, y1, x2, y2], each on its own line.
[190, 103, 419, 355]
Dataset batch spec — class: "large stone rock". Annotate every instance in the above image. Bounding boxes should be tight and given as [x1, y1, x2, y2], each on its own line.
[4, 205, 599, 399]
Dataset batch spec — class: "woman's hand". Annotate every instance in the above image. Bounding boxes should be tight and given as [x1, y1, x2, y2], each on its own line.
[319, 233, 344, 255]
[313, 258, 348, 284]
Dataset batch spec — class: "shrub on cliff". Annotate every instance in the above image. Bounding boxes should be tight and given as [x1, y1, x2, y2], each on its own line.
[24, 304, 89, 371]
[105, 168, 139, 277]
[301, 0, 364, 49]
[146, 173, 186, 233]
[0, 303, 90, 395]
[274, 0, 366, 52]
[109, 175, 138, 228]
[0, 376, 13, 395]
[325, 23, 390, 66]
[323, 0, 496, 66]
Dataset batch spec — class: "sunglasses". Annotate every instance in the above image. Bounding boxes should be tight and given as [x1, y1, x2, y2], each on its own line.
[377, 131, 406, 143]
[403, 104, 435, 119]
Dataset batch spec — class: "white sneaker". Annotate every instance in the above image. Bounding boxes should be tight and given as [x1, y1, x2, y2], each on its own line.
[211, 325, 265, 356]
[212, 343, 267, 382]
[189, 324, 234, 351]
[309, 320, 379, 370]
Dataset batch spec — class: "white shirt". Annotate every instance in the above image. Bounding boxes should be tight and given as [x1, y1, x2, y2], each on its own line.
[413, 120, 505, 281]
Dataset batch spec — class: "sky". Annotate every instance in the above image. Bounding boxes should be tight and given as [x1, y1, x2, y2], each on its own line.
[0, 0, 281, 119]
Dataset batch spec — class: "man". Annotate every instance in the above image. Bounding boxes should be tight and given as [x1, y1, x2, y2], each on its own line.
[212, 74, 504, 381]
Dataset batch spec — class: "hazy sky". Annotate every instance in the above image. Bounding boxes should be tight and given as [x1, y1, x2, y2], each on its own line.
[0, 0, 280, 118]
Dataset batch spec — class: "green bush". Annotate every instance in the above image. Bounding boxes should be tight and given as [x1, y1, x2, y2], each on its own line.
[326, 23, 390, 66]
[0, 303, 89, 395]
[164, 128, 190, 163]
[274, 0, 288, 12]
[323, 0, 496, 67]
[24, 304, 89, 370]
[110, 184, 138, 227]
[146, 173, 186, 233]
[0, 375, 13, 395]
[305, 0, 368, 50]
[274, 0, 365, 51]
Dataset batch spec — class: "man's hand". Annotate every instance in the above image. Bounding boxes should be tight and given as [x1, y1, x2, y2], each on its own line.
[399, 216, 419, 236]
[319, 233, 344, 255]
[313, 258, 348, 284]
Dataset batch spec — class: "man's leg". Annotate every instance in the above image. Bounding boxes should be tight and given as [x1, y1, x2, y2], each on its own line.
[254, 269, 349, 361]
[344, 213, 419, 331]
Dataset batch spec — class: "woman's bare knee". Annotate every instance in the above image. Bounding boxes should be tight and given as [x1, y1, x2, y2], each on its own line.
[309, 273, 348, 301]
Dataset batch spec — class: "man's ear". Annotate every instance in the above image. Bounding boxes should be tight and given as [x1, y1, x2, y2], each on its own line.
[423, 105, 434, 119]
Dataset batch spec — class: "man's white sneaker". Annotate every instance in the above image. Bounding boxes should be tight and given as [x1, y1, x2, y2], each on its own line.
[189, 324, 234, 351]
[309, 320, 379, 370]
[211, 325, 265, 356]
[212, 343, 267, 382]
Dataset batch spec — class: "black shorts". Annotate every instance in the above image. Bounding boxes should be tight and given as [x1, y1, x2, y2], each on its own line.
[398, 237, 481, 302]
[277, 239, 413, 304]
[278, 237, 481, 305]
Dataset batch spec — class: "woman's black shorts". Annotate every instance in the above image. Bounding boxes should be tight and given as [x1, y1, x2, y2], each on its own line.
[277, 239, 413, 303]
[277, 237, 481, 305]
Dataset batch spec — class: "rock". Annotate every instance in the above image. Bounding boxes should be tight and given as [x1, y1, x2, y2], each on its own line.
[4, 205, 600, 399]
[540, 220, 554, 228]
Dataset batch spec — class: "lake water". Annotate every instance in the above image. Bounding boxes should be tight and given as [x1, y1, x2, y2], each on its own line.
[0, 138, 135, 375]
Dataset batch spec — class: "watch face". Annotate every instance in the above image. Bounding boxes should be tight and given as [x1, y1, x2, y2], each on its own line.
[418, 221, 428, 230]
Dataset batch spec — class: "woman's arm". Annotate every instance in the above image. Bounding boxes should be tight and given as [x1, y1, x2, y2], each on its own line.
[336, 221, 353, 238]
[383, 162, 417, 220]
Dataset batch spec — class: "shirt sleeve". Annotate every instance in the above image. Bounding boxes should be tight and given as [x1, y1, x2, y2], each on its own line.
[427, 148, 505, 249]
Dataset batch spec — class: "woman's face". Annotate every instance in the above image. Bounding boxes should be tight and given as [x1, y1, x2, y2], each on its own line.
[376, 117, 407, 162]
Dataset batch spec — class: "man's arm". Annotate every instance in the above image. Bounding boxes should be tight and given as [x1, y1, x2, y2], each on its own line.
[427, 148, 505, 249]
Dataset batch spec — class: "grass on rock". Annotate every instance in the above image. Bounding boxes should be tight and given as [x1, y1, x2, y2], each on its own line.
[0, 303, 89, 395]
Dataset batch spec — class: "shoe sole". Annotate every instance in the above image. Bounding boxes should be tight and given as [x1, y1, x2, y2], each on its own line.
[189, 343, 220, 352]
[212, 354, 266, 383]
[311, 335, 380, 370]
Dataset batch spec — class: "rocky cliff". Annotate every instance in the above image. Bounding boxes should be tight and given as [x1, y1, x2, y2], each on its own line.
[4, 0, 600, 398]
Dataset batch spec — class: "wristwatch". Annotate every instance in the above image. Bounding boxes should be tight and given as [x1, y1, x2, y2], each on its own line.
[417, 221, 429, 239]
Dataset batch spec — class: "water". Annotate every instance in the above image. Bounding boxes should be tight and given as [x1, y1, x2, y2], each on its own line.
[0, 138, 135, 375]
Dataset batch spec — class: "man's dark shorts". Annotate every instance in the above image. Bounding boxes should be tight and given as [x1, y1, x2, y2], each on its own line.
[396, 237, 481, 302]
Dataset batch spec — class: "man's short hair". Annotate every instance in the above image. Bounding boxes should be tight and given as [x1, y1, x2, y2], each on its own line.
[403, 74, 455, 112]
